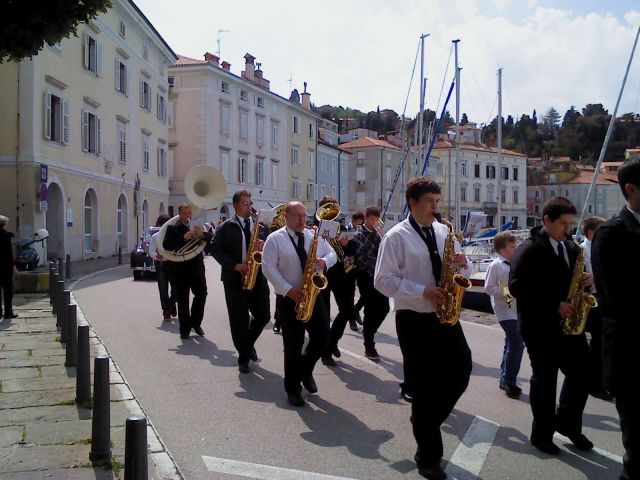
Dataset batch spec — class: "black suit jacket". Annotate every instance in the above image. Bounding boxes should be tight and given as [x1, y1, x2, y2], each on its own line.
[162, 221, 212, 266]
[591, 207, 640, 393]
[0, 230, 15, 273]
[210, 217, 269, 284]
[509, 225, 579, 338]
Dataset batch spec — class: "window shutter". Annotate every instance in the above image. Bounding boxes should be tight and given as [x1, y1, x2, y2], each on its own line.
[167, 102, 173, 127]
[83, 33, 89, 69]
[156, 93, 160, 119]
[157, 147, 161, 175]
[147, 85, 151, 111]
[96, 42, 102, 76]
[81, 109, 88, 151]
[44, 91, 52, 140]
[139, 79, 144, 108]
[95, 116, 101, 155]
[62, 99, 70, 144]
[114, 59, 119, 90]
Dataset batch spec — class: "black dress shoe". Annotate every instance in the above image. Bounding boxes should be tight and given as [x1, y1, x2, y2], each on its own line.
[355, 312, 363, 325]
[590, 388, 614, 401]
[302, 374, 318, 394]
[556, 430, 593, 451]
[238, 360, 250, 374]
[4, 312, 18, 319]
[273, 325, 281, 334]
[287, 392, 305, 407]
[170, 304, 177, 317]
[249, 347, 258, 362]
[400, 387, 413, 403]
[332, 345, 341, 358]
[417, 463, 447, 479]
[349, 320, 359, 331]
[499, 382, 521, 399]
[193, 326, 205, 336]
[321, 355, 337, 367]
[531, 438, 560, 455]
[180, 333, 190, 339]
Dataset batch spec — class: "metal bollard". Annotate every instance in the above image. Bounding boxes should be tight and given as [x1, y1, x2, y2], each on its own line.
[118, 246, 123, 265]
[58, 257, 64, 280]
[51, 273, 60, 314]
[65, 304, 77, 367]
[90, 356, 112, 466]
[76, 325, 91, 405]
[58, 290, 70, 339]
[124, 415, 148, 480]
[66, 254, 71, 279]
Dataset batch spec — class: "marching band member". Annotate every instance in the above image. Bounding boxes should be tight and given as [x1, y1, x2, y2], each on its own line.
[374, 177, 471, 480]
[162, 203, 211, 340]
[149, 214, 177, 321]
[261, 201, 336, 407]
[592, 158, 640, 480]
[211, 190, 270, 374]
[509, 196, 593, 455]
[346, 211, 365, 330]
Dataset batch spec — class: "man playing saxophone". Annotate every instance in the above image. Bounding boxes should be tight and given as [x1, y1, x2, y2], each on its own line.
[509, 196, 594, 456]
[261, 202, 336, 407]
[374, 177, 470, 480]
[211, 190, 270, 374]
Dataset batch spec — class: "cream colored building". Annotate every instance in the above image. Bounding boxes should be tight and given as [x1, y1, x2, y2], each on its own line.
[0, 0, 176, 262]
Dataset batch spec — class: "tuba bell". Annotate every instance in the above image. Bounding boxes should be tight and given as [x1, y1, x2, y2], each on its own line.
[315, 202, 355, 273]
[156, 165, 227, 262]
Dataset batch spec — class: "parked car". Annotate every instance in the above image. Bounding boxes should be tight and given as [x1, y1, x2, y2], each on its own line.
[130, 226, 160, 280]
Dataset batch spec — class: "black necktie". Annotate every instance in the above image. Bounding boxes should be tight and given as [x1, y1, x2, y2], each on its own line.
[242, 218, 251, 251]
[422, 226, 442, 284]
[504, 260, 510, 266]
[295, 232, 308, 271]
[557, 241, 568, 268]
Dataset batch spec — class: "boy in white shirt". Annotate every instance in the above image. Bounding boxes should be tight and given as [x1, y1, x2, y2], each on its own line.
[484, 231, 524, 399]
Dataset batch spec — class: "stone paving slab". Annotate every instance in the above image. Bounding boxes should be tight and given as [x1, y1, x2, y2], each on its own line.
[0, 356, 66, 368]
[0, 388, 77, 409]
[0, 425, 23, 448]
[0, 467, 116, 479]
[0, 367, 40, 382]
[0, 405, 92, 427]
[0, 444, 91, 473]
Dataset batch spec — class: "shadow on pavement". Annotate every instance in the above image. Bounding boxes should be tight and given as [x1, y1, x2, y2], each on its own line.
[170, 335, 237, 368]
[326, 362, 402, 404]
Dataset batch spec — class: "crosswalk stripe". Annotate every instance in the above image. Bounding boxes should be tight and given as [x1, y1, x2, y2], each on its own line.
[446, 416, 500, 480]
[553, 433, 623, 464]
[202, 455, 359, 480]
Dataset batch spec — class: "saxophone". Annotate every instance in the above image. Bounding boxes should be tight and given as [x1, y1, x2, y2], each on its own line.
[560, 247, 598, 335]
[437, 220, 471, 325]
[242, 213, 262, 291]
[295, 227, 328, 323]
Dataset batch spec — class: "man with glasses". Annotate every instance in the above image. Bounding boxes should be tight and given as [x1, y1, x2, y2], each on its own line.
[211, 190, 271, 374]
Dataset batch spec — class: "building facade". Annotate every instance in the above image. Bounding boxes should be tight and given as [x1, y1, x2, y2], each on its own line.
[317, 119, 350, 212]
[0, 0, 176, 262]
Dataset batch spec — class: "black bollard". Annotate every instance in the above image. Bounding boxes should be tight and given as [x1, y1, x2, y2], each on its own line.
[76, 325, 91, 405]
[124, 415, 148, 480]
[51, 273, 60, 314]
[65, 254, 71, 279]
[65, 304, 77, 367]
[58, 257, 64, 280]
[118, 246, 123, 265]
[59, 290, 70, 340]
[55, 281, 65, 328]
[90, 356, 112, 466]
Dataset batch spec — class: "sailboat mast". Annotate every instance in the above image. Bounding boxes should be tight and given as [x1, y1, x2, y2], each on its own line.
[497, 67, 503, 229]
[417, 34, 429, 170]
[453, 39, 461, 230]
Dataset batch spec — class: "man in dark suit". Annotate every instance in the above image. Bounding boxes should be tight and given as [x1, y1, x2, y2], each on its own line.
[509, 196, 594, 455]
[0, 215, 18, 320]
[592, 158, 640, 480]
[211, 190, 270, 374]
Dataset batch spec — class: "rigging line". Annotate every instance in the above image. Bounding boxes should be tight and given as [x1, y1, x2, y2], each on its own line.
[480, 95, 497, 144]
[435, 43, 454, 115]
[468, 65, 491, 118]
[461, 77, 479, 125]
[502, 72, 519, 121]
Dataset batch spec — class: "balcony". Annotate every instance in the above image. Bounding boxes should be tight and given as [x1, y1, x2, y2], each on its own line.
[483, 201, 497, 213]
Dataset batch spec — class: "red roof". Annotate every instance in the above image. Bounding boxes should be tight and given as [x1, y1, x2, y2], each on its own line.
[340, 137, 401, 150]
[175, 55, 206, 66]
[432, 140, 526, 157]
[567, 169, 618, 185]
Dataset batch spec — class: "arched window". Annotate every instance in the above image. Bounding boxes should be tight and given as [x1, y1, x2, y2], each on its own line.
[84, 189, 98, 252]
[159, 202, 165, 214]
[142, 199, 149, 230]
[219, 205, 229, 221]
[117, 194, 128, 249]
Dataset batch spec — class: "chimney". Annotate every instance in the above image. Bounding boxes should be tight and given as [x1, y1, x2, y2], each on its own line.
[221, 61, 231, 71]
[254, 62, 271, 90]
[203, 52, 219, 66]
[301, 81, 311, 110]
[243, 53, 255, 81]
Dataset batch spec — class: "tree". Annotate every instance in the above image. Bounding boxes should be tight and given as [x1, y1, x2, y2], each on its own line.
[541, 107, 561, 139]
[561, 106, 581, 129]
[582, 103, 608, 117]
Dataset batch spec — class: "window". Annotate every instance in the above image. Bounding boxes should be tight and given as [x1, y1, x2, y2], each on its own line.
[513, 188, 519, 204]
[271, 162, 278, 188]
[256, 96, 264, 108]
[240, 89, 248, 102]
[588, 204, 593, 214]
[356, 167, 365, 182]
[474, 185, 480, 202]
[332, 159, 337, 175]
[220, 81, 229, 94]
[81, 109, 101, 155]
[513, 166, 519, 181]
[293, 115, 299, 134]
[293, 180, 302, 199]
[501, 188, 507, 203]
[256, 117, 264, 145]
[115, 59, 127, 95]
[84, 190, 96, 252]
[460, 185, 467, 202]
[487, 184, 495, 202]
[357, 151, 365, 160]
[220, 103, 230, 135]
[239, 110, 248, 140]
[256, 159, 264, 185]
[321, 155, 327, 172]
[307, 182, 315, 201]
[44, 91, 70, 144]
[357, 192, 365, 205]
[157, 145, 167, 177]
[565, 189, 569, 197]
[309, 123, 315, 139]
[385, 165, 392, 183]
[332, 186, 337, 198]
[460, 162, 467, 177]
[140, 79, 151, 111]
[168, 76, 175, 89]
[486, 165, 496, 179]
[83, 33, 101, 76]
[502, 166, 509, 180]
[308, 151, 314, 169]
[474, 163, 481, 178]
[143, 45, 148, 61]
[220, 149, 230, 179]
[117, 120, 126, 164]
[487, 215, 494, 228]
[157, 93, 167, 122]
[292, 147, 300, 166]
[271, 123, 279, 148]
[501, 216, 506, 226]
[239, 156, 248, 183]
[535, 189, 540, 198]
[142, 133, 150, 171]
[320, 184, 327, 198]
[119, 20, 126, 38]
[167, 102, 174, 128]
[534, 205, 540, 213]
[436, 162, 443, 176]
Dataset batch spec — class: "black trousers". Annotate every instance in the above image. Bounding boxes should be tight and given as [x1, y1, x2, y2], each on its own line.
[223, 277, 271, 363]
[322, 265, 356, 354]
[168, 258, 207, 336]
[0, 270, 13, 317]
[277, 294, 330, 395]
[616, 383, 638, 480]
[396, 310, 472, 466]
[524, 332, 590, 442]
[586, 307, 606, 392]
[357, 271, 389, 350]
[154, 260, 176, 312]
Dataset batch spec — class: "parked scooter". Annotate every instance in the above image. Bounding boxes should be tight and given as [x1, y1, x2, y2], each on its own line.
[15, 229, 49, 271]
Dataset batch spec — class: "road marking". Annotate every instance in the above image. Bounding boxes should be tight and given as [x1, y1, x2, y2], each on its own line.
[202, 456, 358, 480]
[446, 416, 500, 480]
[554, 433, 623, 464]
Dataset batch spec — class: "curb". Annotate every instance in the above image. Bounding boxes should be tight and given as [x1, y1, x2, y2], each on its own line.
[70, 264, 185, 480]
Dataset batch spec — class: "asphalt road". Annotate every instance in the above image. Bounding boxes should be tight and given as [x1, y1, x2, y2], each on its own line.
[73, 260, 624, 480]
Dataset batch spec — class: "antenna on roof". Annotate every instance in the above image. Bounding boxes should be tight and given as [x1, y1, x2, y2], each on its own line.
[286, 73, 293, 92]
[216, 29, 230, 59]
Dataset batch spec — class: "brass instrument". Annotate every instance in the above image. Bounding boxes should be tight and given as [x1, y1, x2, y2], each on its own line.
[295, 226, 328, 323]
[242, 212, 262, 291]
[501, 284, 515, 307]
[315, 202, 355, 273]
[268, 204, 287, 230]
[437, 219, 472, 325]
[561, 247, 598, 335]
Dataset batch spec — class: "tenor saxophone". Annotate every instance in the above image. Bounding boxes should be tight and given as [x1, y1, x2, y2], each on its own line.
[437, 220, 471, 325]
[242, 213, 262, 291]
[295, 227, 328, 323]
[560, 246, 598, 335]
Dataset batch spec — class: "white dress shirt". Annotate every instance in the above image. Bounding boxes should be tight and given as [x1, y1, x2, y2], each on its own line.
[374, 217, 470, 313]
[149, 232, 160, 260]
[484, 255, 517, 321]
[231, 214, 254, 262]
[262, 226, 337, 296]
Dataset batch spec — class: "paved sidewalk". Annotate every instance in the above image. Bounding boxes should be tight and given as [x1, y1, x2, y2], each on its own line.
[0, 289, 180, 478]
